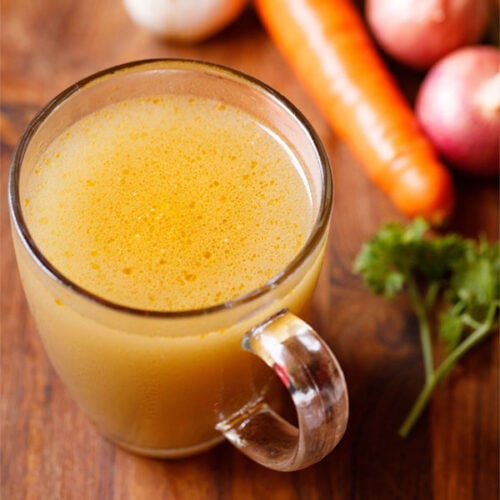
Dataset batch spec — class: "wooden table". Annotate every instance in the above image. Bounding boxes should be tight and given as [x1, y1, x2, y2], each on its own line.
[1, 1, 498, 498]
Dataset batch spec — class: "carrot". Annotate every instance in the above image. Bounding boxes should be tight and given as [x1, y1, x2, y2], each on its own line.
[254, 0, 455, 225]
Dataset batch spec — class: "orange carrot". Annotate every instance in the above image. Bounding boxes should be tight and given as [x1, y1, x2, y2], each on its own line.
[255, 0, 455, 225]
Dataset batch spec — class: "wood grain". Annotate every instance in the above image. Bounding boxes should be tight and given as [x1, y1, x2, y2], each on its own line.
[1, 1, 498, 499]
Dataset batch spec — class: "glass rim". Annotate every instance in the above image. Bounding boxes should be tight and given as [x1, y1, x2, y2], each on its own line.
[8, 58, 333, 319]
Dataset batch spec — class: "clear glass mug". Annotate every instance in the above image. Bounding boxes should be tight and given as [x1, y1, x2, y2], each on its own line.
[8, 59, 348, 471]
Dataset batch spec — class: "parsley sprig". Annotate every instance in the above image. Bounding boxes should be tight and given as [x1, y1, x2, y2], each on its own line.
[353, 219, 499, 437]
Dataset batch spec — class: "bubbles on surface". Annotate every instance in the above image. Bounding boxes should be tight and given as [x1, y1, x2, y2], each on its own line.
[24, 95, 313, 311]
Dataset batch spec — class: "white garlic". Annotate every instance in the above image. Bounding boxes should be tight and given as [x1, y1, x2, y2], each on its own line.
[123, 0, 248, 43]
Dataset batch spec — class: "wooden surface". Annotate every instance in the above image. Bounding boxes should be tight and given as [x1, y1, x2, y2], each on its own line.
[1, 1, 498, 499]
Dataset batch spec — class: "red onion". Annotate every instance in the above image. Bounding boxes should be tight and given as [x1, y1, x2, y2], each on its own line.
[366, 0, 490, 70]
[415, 46, 500, 177]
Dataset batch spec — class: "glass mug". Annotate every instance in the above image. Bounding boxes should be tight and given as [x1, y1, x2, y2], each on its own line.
[9, 59, 348, 471]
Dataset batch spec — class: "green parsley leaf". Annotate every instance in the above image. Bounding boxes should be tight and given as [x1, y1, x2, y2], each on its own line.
[353, 219, 499, 437]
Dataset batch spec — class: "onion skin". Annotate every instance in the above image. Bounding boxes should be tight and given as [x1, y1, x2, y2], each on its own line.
[366, 0, 490, 70]
[415, 46, 500, 177]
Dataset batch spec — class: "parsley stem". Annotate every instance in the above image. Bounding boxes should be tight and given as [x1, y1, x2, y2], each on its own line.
[398, 302, 498, 438]
[424, 281, 440, 311]
[407, 278, 434, 382]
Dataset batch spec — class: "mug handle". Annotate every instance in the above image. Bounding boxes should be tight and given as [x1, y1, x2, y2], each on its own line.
[215, 309, 349, 471]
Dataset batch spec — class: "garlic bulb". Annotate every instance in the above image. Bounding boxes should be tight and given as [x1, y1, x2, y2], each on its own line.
[123, 0, 248, 43]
